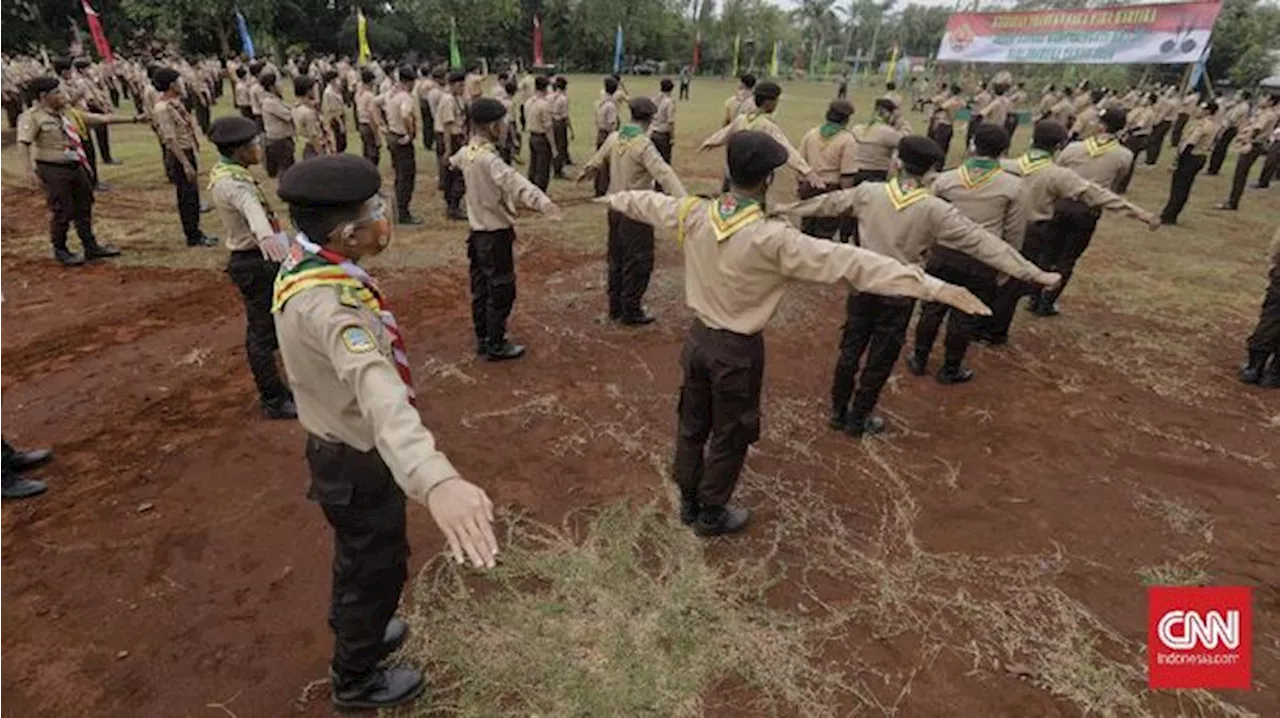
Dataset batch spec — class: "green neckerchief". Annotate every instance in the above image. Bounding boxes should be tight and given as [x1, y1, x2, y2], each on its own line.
[885, 175, 932, 211]
[707, 193, 764, 242]
[819, 121, 846, 140]
[959, 157, 1003, 189]
[963, 158, 999, 170]
[618, 124, 644, 140]
[1023, 148, 1053, 163]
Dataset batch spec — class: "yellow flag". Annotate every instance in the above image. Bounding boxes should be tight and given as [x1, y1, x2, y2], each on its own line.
[357, 9, 371, 65]
[732, 34, 740, 77]
[769, 40, 778, 77]
[885, 41, 898, 84]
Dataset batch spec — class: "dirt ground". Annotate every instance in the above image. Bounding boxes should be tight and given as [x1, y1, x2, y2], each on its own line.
[3, 79, 1279, 717]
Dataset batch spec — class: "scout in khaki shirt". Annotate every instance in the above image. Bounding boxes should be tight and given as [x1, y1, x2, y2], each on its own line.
[929, 85, 966, 161]
[153, 68, 217, 247]
[1170, 91, 1200, 149]
[1159, 100, 1218, 226]
[292, 76, 329, 160]
[796, 100, 858, 240]
[550, 77, 573, 176]
[272, 155, 497, 712]
[909, 124, 1026, 385]
[438, 71, 470, 220]
[775, 136, 1058, 438]
[851, 99, 907, 181]
[984, 120, 1158, 335]
[1208, 90, 1251, 176]
[1218, 94, 1279, 210]
[322, 71, 348, 154]
[16, 76, 136, 266]
[259, 73, 297, 179]
[699, 82, 820, 193]
[355, 68, 383, 167]
[233, 67, 253, 118]
[1117, 94, 1156, 192]
[206, 116, 295, 420]
[1145, 90, 1177, 166]
[591, 76, 622, 197]
[650, 78, 677, 165]
[449, 98, 564, 360]
[385, 66, 422, 224]
[600, 131, 990, 537]
[524, 76, 556, 191]
[1069, 89, 1107, 140]
[723, 74, 757, 126]
[579, 97, 687, 324]
[1239, 224, 1280, 386]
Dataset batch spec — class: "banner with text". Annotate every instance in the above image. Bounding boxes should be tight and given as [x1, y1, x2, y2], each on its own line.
[936, 2, 1222, 64]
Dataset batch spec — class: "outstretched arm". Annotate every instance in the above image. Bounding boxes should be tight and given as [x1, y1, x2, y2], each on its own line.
[930, 202, 1057, 286]
[598, 191, 682, 233]
[700, 119, 736, 151]
[639, 141, 687, 197]
[772, 188, 859, 219]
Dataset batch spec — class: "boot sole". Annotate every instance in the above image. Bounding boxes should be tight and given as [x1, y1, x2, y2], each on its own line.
[333, 680, 426, 712]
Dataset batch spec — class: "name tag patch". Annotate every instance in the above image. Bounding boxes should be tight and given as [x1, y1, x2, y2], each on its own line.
[340, 325, 377, 353]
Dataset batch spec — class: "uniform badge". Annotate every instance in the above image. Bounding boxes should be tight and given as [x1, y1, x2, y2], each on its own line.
[338, 285, 364, 308]
[340, 325, 377, 353]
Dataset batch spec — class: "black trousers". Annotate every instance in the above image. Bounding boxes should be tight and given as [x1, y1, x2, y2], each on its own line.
[238, 106, 254, 119]
[1117, 133, 1148, 194]
[928, 123, 954, 168]
[651, 131, 673, 192]
[329, 119, 347, 153]
[552, 120, 570, 175]
[671, 319, 764, 509]
[593, 128, 612, 197]
[606, 210, 656, 319]
[983, 220, 1055, 342]
[1207, 126, 1237, 175]
[196, 103, 211, 136]
[264, 138, 295, 179]
[444, 134, 466, 214]
[226, 251, 288, 403]
[163, 148, 203, 242]
[679, 82, 690, 100]
[5, 98, 22, 129]
[529, 133, 552, 191]
[1146, 121, 1172, 165]
[36, 162, 97, 252]
[832, 293, 916, 423]
[1257, 142, 1280, 189]
[844, 170, 888, 246]
[420, 103, 435, 150]
[913, 256, 996, 369]
[1161, 153, 1206, 224]
[467, 229, 517, 346]
[1226, 144, 1266, 209]
[1004, 113, 1019, 144]
[358, 124, 380, 167]
[435, 132, 447, 191]
[82, 133, 100, 187]
[388, 141, 416, 219]
[1170, 112, 1190, 148]
[797, 183, 842, 239]
[1247, 267, 1280, 357]
[305, 435, 409, 686]
[92, 123, 114, 163]
[1040, 199, 1100, 306]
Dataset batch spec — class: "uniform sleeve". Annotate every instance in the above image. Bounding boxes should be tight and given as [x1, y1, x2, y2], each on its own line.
[1002, 190, 1028, 251]
[314, 300, 461, 504]
[226, 183, 277, 242]
[700, 117, 737, 148]
[762, 226, 946, 301]
[604, 191, 682, 233]
[266, 99, 292, 124]
[839, 135, 859, 176]
[761, 121, 813, 176]
[1058, 168, 1149, 220]
[16, 112, 36, 144]
[492, 156, 555, 213]
[438, 98, 457, 129]
[582, 133, 615, 173]
[605, 102, 617, 128]
[154, 105, 179, 146]
[773, 187, 859, 218]
[930, 202, 1046, 282]
[639, 141, 687, 197]
[1268, 225, 1280, 268]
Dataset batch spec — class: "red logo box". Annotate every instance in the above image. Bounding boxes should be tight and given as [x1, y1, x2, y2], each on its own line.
[1148, 586, 1252, 690]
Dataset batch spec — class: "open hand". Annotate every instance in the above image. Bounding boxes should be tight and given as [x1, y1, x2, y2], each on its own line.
[260, 233, 291, 262]
[427, 477, 498, 569]
[545, 203, 564, 221]
[937, 283, 992, 316]
[1146, 214, 1163, 231]
[1037, 271, 1063, 289]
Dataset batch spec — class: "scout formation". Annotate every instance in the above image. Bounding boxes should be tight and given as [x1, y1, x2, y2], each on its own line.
[6, 54, 1280, 711]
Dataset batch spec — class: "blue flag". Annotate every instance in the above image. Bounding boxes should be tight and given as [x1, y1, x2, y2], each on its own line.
[613, 24, 624, 74]
[235, 10, 255, 60]
[1188, 45, 1210, 93]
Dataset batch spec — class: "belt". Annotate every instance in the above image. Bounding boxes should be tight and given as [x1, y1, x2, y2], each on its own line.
[530, 131, 547, 137]
[230, 248, 263, 256]
[35, 160, 79, 168]
[692, 316, 760, 341]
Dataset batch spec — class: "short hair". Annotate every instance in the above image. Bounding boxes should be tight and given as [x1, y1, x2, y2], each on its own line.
[604, 77, 618, 93]
[553, 77, 567, 90]
[52, 58, 72, 74]
[535, 76, 550, 91]
[235, 67, 247, 78]
[886, 82, 897, 91]
[660, 78, 674, 92]
[290, 203, 367, 245]
[973, 123, 1010, 157]
[504, 80, 517, 95]
[1032, 120, 1068, 151]
[322, 70, 339, 84]
[740, 73, 757, 89]
[259, 72, 277, 90]
[397, 65, 417, 83]
[360, 68, 376, 85]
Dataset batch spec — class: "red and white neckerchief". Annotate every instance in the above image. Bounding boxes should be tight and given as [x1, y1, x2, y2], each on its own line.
[59, 113, 93, 174]
[293, 233, 416, 405]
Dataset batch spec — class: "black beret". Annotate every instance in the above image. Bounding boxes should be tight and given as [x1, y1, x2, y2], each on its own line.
[1032, 120, 1069, 149]
[322, 70, 339, 83]
[73, 58, 91, 69]
[278, 155, 382, 207]
[753, 81, 781, 101]
[208, 116, 260, 148]
[897, 136, 945, 172]
[604, 76, 619, 92]
[52, 58, 72, 74]
[554, 77, 568, 89]
[471, 97, 507, 124]
[535, 76, 550, 90]
[727, 131, 788, 186]
[152, 68, 181, 91]
[875, 97, 898, 113]
[248, 61, 264, 75]
[629, 96, 657, 120]
[29, 76, 60, 95]
[360, 68, 376, 84]
[660, 78, 674, 92]
[1099, 107, 1127, 132]
[740, 73, 757, 88]
[294, 75, 315, 96]
[826, 99, 854, 123]
[448, 70, 466, 84]
[397, 65, 417, 83]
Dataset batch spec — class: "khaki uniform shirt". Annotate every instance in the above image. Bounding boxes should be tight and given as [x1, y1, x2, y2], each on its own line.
[1127, 106, 1155, 136]
[1223, 101, 1249, 128]
[979, 95, 1010, 127]
[603, 191, 949, 335]
[17, 107, 108, 164]
[450, 139, 555, 231]
[1002, 153, 1148, 223]
[1037, 92, 1059, 118]
[1070, 105, 1101, 138]
[594, 96, 619, 132]
[384, 89, 415, 143]
[851, 122, 905, 173]
[210, 170, 276, 252]
[261, 93, 295, 140]
[1050, 97, 1075, 127]
[355, 88, 380, 127]
[931, 165, 1027, 250]
[1179, 116, 1217, 155]
[249, 82, 265, 115]
[322, 85, 345, 127]
[1153, 97, 1176, 124]
[437, 93, 466, 141]
[274, 286, 460, 506]
[798, 126, 858, 187]
[1238, 107, 1279, 149]
[153, 97, 198, 152]
[525, 94, 555, 153]
[465, 72, 485, 100]
[1056, 137, 1133, 193]
[293, 103, 326, 150]
[651, 94, 675, 134]
[724, 90, 749, 123]
[1073, 91, 1093, 114]
[778, 182, 1046, 281]
[972, 90, 993, 112]
[234, 80, 251, 108]
[550, 92, 570, 122]
[933, 96, 964, 125]
[584, 128, 687, 196]
[702, 112, 812, 177]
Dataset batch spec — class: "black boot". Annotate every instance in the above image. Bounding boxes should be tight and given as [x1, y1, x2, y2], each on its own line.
[843, 415, 886, 438]
[1259, 356, 1280, 388]
[936, 363, 975, 385]
[1239, 350, 1269, 384]
[2, 470, 47, 499]
[54, 246, 85, 267]
[382, 616, 409, 655]
[83, 241, 123, 259]
[828, 404, 847, 430]
[905, 348, 928, 376]
[692, 504, 750, 536]
[678, 488, 700, 525]
[330, 667, 425, 711]
[484, 340, 526, 362]
[261, 396, 298, 420]
[620, 312, 655, 326]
